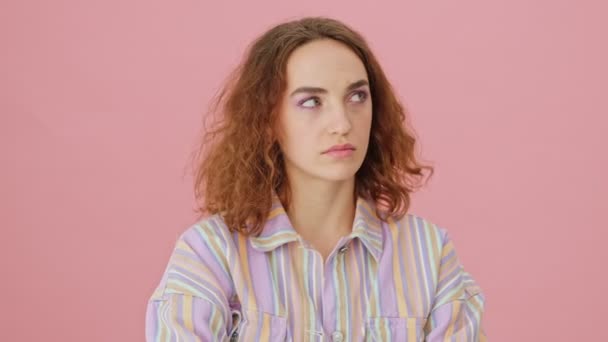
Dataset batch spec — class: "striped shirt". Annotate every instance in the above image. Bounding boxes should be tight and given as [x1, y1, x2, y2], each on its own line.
[146, 194, 487, 341]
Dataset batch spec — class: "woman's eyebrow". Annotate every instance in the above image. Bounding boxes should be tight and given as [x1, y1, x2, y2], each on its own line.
[289, 79, 369, 97]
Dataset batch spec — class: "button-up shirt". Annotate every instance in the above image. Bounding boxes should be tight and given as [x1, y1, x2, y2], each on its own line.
[146, 194, 487, 341]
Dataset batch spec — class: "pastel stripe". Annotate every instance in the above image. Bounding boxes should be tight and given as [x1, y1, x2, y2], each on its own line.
[146, 196, 486, 341]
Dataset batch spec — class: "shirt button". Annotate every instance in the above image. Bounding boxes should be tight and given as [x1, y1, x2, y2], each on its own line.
[338, 245, 348, 254]
[332, 331, 344, 342]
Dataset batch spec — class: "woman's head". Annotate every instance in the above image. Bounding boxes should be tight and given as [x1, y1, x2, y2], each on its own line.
[278, 38, 372, 192]
[193, 16, 433, 235]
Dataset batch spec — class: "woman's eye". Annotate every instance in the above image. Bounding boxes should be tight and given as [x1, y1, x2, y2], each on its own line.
[350, 91, 368, 103]
[300, 97, 320, 108]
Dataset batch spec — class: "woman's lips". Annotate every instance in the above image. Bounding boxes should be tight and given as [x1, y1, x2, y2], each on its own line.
[323, 143, 356, 154]
[323, 148, 354, 158]
[322, 143, 356, 159]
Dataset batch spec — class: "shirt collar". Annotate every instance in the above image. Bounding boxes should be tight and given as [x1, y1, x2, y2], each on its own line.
[249, 192, 384, 261]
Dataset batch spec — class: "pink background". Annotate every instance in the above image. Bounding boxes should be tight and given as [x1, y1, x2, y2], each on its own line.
[2, 1, 606, 341]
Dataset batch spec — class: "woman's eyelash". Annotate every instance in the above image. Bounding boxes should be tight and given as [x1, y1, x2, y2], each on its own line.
[298, 97, 321, 107]
[351, 90, 368, 101]
[297, 90, 369, 108]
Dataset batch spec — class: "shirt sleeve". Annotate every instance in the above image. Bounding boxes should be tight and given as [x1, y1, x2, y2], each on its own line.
[145, 224, 234, 341]
[424, 230, 487, 341]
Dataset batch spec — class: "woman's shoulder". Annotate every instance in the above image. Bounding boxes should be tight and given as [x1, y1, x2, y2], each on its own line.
[176, 213, 237, 253]
[385, 212, 452, 248]
[149, 214, 237, 302]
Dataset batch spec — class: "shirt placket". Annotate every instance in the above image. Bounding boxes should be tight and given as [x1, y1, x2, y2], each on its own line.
[321, 238, 350, 342]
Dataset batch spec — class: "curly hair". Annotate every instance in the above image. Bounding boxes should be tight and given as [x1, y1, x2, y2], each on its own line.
[190, 16, 434, 236]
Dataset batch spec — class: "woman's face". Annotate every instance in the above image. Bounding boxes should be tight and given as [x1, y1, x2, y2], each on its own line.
[277, 39, 373, 184]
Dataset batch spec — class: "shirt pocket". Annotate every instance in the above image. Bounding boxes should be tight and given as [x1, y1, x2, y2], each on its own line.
[364, 316, 426, 342]
[230, 309, 288, 341]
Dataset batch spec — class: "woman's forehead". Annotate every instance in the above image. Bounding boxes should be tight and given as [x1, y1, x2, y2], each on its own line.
[285, 39, 368, 91]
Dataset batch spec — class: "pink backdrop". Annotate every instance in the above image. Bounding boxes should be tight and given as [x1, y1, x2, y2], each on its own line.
[2, 1, 606, 341]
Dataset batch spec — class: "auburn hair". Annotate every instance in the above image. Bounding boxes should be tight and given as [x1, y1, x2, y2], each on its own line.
[190, 16, 434, 236]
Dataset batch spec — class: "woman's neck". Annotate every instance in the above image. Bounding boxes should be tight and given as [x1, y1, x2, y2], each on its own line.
[283, 177, 357, 250]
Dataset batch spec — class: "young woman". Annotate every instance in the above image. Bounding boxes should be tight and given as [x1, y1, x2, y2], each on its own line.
[146, 17, 486, 341]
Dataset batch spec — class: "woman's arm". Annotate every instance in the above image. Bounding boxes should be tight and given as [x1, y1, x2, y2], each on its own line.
[145, 224, 235, 341]
[146, 293, 229, 341]
[424, 231, 487, 341]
